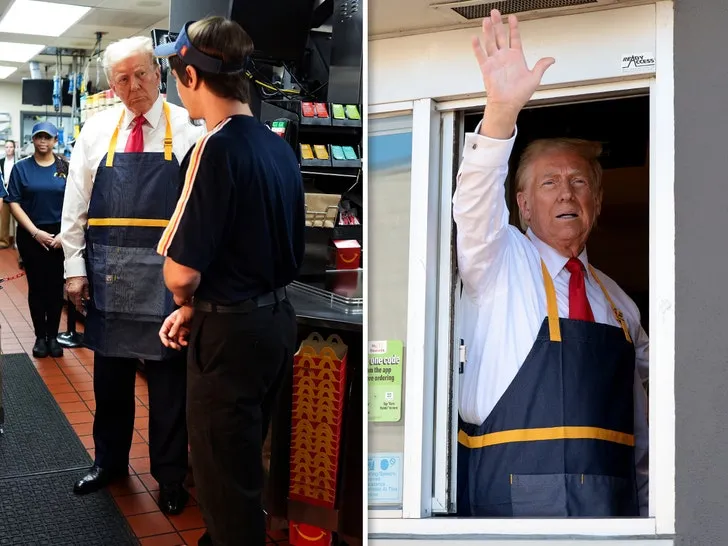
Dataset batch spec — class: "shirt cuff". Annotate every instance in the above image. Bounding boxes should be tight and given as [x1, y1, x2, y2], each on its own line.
[461, 121, 518, 169]
[64, 257, 87, 278]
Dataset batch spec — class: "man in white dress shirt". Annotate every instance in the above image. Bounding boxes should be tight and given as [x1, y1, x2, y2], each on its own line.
[60, 36, 204, 513]
[453, 10, 649, 518]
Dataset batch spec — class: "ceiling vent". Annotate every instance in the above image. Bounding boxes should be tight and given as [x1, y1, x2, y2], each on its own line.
[431, 0, 633, 22]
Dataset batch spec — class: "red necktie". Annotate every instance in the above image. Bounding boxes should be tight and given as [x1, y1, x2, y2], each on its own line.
[124, 115, 145, 153]
[565, 258, 594, 322]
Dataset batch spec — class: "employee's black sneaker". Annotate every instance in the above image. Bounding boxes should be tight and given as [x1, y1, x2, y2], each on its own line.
[32, 338, 48, 358]
[57, 331, 83, 348]
[47, 338, 63, 358]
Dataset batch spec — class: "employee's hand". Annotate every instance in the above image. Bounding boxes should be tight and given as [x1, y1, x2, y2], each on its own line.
[159, 306, 194, 350]
[50, 234, 63, 249]
[66, 276, 89, 310]
[33, 230, 55, 250]
[473, 9, 555, 139]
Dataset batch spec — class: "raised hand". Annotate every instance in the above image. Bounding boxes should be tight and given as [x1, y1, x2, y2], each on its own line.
[473, 10, 555, 138]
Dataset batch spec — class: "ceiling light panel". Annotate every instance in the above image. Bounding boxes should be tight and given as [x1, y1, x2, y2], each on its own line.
[0, 66, 18, 79]
[0, 0, 91, 37]
[0, 42, 46, 63]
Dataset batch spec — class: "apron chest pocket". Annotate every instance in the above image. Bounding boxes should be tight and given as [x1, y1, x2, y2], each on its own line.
[90, 243, 169, 317]
[510, 473, 633, 517]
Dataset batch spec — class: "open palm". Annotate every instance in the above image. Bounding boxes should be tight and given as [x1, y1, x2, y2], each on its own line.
[473, 10, 555, 113]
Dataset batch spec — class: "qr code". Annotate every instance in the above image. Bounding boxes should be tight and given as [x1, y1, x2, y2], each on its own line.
[385, 392, 394, 401]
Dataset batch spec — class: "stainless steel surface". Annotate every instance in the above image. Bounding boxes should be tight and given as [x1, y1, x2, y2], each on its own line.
[327, 0, 363, 104]
[287, 282, 362, 331]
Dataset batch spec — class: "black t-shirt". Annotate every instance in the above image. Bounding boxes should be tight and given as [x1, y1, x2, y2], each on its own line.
[157, 114, 305, 304]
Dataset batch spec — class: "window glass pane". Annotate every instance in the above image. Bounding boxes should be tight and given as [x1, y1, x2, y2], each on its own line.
[368, 114, 413, 511]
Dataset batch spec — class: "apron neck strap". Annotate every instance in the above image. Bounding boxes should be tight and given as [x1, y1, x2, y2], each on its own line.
[587, 264, 632, 343]
[106, 101, 173, 168]
[541, 259, 631, 343]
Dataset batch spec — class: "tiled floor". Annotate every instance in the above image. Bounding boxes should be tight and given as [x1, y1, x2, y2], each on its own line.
[0, 247, 290, 546]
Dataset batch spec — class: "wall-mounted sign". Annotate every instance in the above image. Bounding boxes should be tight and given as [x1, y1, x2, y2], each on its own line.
[368, 452, 403, 505]
[621, 52, 656, 73]
[368, 340, 403, 422]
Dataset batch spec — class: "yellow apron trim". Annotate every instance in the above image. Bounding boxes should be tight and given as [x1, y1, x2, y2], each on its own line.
[87, 218, 169, 227]
[541, 260, 561, 342]
[458, 425, 635, 449]
[588, 264, 632, 344]
[106, 101, 173, 167]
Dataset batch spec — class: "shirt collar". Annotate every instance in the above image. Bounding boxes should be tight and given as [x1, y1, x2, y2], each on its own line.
[526, 227, 590, 279]
[123, 93, 163, 130]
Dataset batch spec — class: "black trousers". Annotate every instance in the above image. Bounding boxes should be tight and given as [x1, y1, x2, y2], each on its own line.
[188, 299, 296, 546]
[16, 223, 64, 339]
[92, 352, 188, 485]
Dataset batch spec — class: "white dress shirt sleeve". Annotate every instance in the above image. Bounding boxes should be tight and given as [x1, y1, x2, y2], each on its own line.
[61, 120, 96, 278]
[452, 126, 517, 300]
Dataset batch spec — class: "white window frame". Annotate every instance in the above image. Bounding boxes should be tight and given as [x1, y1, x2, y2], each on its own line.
[368, 1, 675, 538]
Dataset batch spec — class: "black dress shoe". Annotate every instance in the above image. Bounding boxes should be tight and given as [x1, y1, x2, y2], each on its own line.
[198, 531, 213, 546]
[32, 338, 48, 358]
[47, 338, 63, 358]
[73, 464, 128, 495]
[158, 482, 189, 515]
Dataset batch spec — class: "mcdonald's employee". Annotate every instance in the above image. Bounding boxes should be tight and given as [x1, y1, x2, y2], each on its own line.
[154, 16, 304, 546]
[453, 11, 649, 517]
[60, 35, 204, 513]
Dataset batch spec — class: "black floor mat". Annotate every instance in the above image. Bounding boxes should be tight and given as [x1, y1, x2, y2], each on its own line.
[0, 353, 138, 545]
[0, 353, 91, 477]
[0, 470, 138, 545]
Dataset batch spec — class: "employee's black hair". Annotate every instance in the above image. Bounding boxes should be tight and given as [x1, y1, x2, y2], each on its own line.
[53, 152, 69, 179]
[169, 16, 253, 104]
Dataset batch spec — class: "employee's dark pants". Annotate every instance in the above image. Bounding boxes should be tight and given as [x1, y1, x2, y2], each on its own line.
[16, 223, 64, 339]
[188, 299, 296, 546]
[92, 353, 188, 485]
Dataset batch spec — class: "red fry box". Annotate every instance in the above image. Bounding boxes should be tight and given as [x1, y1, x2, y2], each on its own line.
[291, 395, 345, 414]
[290, 408, 345, 427]
[289, 522, 332, 546]
[290, 472, 337, 492]
[290, 437, 339, 457]
[289, 488, 336, 508]
[293, 365, 345, 382]
[328, 239, 361, 270]
[290, 405, 344, 425]
[289, 451, 338, 473]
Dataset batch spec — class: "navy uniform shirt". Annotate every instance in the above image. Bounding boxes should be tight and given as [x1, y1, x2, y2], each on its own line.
[6, 156, 66, 225]
[157, 114, 305, 305]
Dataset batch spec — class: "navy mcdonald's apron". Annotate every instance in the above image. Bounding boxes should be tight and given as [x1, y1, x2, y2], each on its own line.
[457, 260, 639, 517]
[84, 102, 180, 361]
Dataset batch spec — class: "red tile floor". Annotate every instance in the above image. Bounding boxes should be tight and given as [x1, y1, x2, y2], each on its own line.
[0, 248, 290, 546]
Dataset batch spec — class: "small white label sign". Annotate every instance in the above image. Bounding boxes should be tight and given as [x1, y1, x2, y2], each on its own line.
[621, 52, 656, 72]
[368, 452, 403, 505]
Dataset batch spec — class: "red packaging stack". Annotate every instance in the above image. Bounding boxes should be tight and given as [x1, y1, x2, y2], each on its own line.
[288, 333, 348, 546]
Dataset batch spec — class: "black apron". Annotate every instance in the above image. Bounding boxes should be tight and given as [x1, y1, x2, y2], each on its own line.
[457, 260, 639, 517]
[84, 102, 180, 361]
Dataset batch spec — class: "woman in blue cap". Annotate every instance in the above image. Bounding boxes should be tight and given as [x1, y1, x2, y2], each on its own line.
[6, 121, 68, 358]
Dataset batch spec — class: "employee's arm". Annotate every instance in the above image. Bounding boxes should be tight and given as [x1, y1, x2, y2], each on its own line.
[163, 258, 201, 306]
[60, 128, 94, 277]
